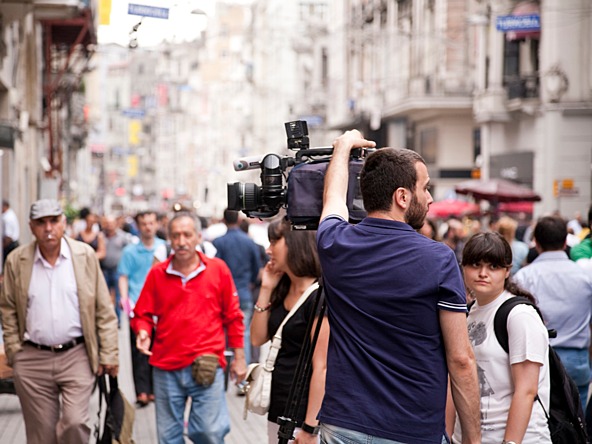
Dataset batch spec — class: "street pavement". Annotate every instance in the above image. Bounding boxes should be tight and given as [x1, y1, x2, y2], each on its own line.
[0, 315, 268, 443]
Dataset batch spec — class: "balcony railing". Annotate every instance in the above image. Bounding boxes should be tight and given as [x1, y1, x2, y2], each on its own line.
[504, 74, 540, 100]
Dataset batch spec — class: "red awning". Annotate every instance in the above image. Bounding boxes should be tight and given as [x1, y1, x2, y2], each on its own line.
[498, 201, 534, 214]
[507, 1, 541, 41]
[455, 178, 542, 203]
[428, 199, 480, 219]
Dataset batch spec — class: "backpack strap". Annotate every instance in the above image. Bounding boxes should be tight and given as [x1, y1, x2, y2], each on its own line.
[493, 296, 556, 354]
[492, 296, 560, 422]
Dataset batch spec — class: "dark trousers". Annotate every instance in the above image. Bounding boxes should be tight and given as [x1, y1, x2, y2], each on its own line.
[129, 326, 153, 396]
[102, 267, 120, 323]
[3, 240, 19, 264]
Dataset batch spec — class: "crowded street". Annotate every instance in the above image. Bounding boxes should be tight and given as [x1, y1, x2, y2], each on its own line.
[1, 0, 592, 443]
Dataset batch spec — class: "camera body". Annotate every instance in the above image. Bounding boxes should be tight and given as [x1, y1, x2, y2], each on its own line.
[227, 121, 369, 230]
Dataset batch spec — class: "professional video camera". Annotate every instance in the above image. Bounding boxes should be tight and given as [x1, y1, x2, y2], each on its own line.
[227, 120, 373, 230]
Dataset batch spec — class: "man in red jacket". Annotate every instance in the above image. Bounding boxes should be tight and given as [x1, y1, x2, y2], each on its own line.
[131, 211, 246, 443]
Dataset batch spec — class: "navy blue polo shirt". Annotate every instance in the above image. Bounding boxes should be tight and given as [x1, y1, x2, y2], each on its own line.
[317, 216, 466, 443]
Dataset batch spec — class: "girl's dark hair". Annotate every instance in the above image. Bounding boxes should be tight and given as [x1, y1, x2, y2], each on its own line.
[462, 232, 536, 303]
[267, 218, 322, 306]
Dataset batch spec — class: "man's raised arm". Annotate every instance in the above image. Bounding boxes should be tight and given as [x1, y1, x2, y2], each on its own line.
[320, 130, 376, 222]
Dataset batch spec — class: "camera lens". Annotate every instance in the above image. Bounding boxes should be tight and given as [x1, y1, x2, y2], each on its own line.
[227, 182, 260, 211]
[241, 183, 259, 210]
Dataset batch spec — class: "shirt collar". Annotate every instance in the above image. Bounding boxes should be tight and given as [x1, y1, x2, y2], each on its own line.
[533, 250, 569, 262]
[137, 240, 158, 252]
[34, 237, 70, 267]
[165, 250, 207, 283]
[359, 217, 415, 232]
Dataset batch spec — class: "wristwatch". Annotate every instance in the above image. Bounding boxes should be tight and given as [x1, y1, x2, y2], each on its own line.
[301, 422, 320, 435]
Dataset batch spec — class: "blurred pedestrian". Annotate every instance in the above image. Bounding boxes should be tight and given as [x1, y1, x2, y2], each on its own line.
[131, 212, 246, 443]
[251, 218, 327, 444]
[443, 218, 466, 263]
[2, 199, 20, 263]
[240, 218, 268, 363]
[100, 215, 129, 326]
[75, 207, 106, 260]
[496, 216, 529, 275]
[451, 232, 551, 443]
[196, 216, 218, 257]
[418, 218, 438, 240]
[568, 211, 584, 237]
[118, 210, 166, 406]
[0, 199, 118, 444]
[213, 209, 261, 365]
[570, 205, 592, 261]
[156, 212, 170, 242]
[514, 216, 592, 409]
[316, 130, 480, 443]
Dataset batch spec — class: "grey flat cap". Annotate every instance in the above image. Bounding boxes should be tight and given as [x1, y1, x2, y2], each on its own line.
[29, 199, 63, 220]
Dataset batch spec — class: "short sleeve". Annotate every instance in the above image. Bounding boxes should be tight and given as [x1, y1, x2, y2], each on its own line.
[317, 215, 346, 252]
[507, 304, 548, 365]
[117, 245, 133, 276]
[437, 249, 467, 312]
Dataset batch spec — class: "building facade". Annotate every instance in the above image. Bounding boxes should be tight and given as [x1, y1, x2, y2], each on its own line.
[327, 0, 592, 217]
[0, 0, 95, 246]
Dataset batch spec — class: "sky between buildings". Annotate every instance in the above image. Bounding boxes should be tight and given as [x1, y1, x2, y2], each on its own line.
[97, 0, 219, 47]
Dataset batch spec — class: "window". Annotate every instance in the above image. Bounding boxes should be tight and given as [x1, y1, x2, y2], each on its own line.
[299, 1, 327, 21]
[321, 47, 328, 87]
[503, 38, 540, 99]
[418, 128, 437, 164]
[473, 127, 481, 162]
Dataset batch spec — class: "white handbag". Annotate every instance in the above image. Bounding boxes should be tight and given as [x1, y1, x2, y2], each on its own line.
[244, 282, 319, 418]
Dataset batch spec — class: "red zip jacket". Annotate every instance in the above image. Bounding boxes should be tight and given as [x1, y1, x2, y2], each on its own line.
[130, 251, 244, 371]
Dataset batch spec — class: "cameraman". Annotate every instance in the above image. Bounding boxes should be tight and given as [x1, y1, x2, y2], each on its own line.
[315, 130, 480, 443]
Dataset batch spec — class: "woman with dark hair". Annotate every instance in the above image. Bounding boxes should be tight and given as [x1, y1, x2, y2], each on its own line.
[450, 232, 551, 444]
[250, 218, 328, 444]
[76, 207, 106, 260]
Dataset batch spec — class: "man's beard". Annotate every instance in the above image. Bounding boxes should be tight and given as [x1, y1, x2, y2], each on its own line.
[405, 193, 428, 230]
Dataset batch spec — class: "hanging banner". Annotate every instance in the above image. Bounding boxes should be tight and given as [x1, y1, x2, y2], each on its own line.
[99, 0, 112, 26]
[128, 120, 141, 146]
[128, 155, 138, 178]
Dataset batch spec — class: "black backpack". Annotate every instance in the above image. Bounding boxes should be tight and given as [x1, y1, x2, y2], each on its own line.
[475, 296, 588, 444]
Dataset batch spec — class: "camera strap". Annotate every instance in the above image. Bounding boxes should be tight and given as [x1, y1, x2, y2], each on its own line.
[276, 280, 327, 444]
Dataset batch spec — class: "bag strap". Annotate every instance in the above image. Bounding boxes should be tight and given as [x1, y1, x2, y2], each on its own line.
[492, 296, 555, 420]
[94, 375, 110, 441]
[264, 282, 319, 371]
[493, 296, 540, 354]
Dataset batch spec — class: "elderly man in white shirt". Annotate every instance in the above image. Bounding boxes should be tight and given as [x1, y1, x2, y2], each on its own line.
[0, 199, 119, 444]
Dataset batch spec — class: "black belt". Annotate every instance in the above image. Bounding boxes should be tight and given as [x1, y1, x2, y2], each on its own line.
[25, 336, 85, 353]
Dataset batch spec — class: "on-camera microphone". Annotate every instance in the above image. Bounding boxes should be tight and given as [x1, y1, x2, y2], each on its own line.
[233, 155, 263, 172]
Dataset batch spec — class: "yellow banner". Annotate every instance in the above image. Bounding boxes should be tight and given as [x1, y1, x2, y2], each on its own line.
[128, 120, 141, 145]
[128, 155, 138, 178]
[99, 0, 112, 26]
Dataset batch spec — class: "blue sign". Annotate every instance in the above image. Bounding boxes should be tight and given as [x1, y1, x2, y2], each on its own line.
[122, 108, 146, 119]
[496, 14, 540, 32]
[128, 3, 169, 19]
[299, 115, 325, 128]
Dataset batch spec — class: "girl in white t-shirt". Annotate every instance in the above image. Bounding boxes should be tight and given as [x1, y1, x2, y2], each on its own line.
[450, 232, 551, 444]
